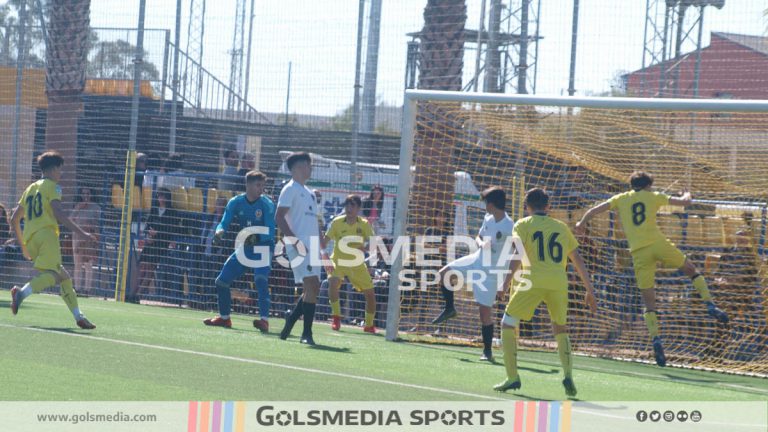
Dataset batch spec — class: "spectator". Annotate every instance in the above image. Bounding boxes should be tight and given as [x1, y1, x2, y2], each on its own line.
[135, 153, 150, 188]
[138, 188, 180, 300]
[0, 203, 10, 245]
[312, 189, 327, 231]
[158, 154, 194, 189]
[218, 148, 240, 192]
[362, 185, 384, 231]
[235, 153, 256, 193]
[713, 229, 759, 314]
[70, 188, 101, 294]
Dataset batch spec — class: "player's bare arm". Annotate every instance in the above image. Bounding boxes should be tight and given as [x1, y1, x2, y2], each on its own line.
[575, 201, 611, 235]
[668, 191, 692, 207]
[50, 200, 95, 242]
[9, 205, 30, 260]
[568, 250, 597, 313]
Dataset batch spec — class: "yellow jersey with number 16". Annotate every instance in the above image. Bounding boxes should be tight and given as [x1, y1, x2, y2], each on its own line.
[513, 214, 579, 291]
[18, 178, 62, 244]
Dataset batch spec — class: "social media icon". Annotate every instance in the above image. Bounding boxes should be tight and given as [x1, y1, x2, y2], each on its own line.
[690, 410, 702, 422]
[663, 411, 675, 422]
[636, 411, 648, 422]
[650, 411, 661, 422]
[677, 411, 689, 422]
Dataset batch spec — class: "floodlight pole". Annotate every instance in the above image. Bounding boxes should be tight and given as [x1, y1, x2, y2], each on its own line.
[350, 0, 365, 190]
[11, 0, 27, 205]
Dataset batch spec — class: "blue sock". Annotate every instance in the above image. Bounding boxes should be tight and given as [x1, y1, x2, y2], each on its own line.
[215, 279, 232, 319]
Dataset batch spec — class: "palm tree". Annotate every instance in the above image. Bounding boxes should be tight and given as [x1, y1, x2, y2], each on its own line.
[44, 0, 91, 199]
[412, 0, 466, 238]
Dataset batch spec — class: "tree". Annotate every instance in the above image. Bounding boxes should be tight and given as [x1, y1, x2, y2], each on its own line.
[45, 0, 91, 199]
[411, 0, 467, 238]
[87, 39, 159, 81]
[0, 0, 46, 67]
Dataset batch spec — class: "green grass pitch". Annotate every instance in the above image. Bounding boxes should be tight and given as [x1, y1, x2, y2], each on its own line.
[1, 290, 766, 401]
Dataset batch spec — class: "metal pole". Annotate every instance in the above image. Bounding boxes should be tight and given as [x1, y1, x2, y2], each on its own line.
[567, 0, 579, 96]
[658, 3, 671, 97]
[472, 0, 487, 93]
[385, 97, 416, 342]
[244, 0, 256, 103]
[361, 0, 382, 133]
[532, 0, 541, 94]
[692, 6, 704, 98]
[484, 0, 501, 93]
[350, 0, 365, 190]
[672, 3, 687, 98]
[160, 30, 170, 112]
[284, 61, 291, 126]
[517, 0, 530, 94]
[169, 0, 182, 154]
[115, 0, 147, 303]
[34, 0, 47, 43]
[11, 0, 27, 205]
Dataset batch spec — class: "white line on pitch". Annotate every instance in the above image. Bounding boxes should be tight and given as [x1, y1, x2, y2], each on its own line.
[0, 323, 506, 401]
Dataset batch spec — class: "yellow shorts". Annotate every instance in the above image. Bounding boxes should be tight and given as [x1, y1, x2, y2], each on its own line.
[26, 228, 63, 272]
[505, 287, 568, 326]
[331, 264, 373, 292]
[631, 238, 687, 290]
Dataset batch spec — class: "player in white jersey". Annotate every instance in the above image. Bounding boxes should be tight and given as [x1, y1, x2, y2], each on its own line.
[432, 187, 514, 361]
[277, 152, 323, 345]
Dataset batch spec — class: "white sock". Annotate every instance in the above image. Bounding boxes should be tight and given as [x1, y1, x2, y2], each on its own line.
[19, 284, 33, 301]
[260, 317, 268, 321]
[72, 307, 83, 320]
[220, 315, 230, 320]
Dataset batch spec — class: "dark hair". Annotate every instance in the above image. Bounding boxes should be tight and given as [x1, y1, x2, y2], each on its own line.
[37, 151, 64, 172]
[525, 188, 549, 211]
[163, 154, 184, 172]
[286, 152, 311, 171]
[156, 187, 172, 203]
[344, 194, 362, 207]
[630, 171, 653, 190]
[246, 170, 266, 183]
[223, 148, 237, 159]
[481, 186, 506, 210]
[368, 185, 384, 201]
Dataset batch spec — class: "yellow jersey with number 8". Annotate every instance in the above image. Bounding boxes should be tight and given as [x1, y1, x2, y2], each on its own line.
[607, 190, 670, 252]
[18, 178, 62, 244]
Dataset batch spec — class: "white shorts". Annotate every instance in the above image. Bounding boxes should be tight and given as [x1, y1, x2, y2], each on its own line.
[286, 242, 322, 284]
[445, 251, 505, 307]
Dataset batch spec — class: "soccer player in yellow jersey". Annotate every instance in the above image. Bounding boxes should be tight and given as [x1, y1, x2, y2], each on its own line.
[9, 151, 97, 329]
[322, 195, 377, 334]
[575, 171, 729, 367]
[495, 188, 597, 397]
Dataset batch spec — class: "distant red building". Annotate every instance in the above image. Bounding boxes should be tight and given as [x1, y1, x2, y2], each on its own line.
[624, 32, 768, 99]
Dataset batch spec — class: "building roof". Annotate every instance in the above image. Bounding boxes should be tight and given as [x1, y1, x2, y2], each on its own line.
[712, 32, 768, 57]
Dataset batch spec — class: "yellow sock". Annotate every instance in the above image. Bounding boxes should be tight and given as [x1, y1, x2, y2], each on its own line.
[555, 333, 573, 379]
[692, 275, 712, 301]
[644, 311, 659, 338]
[60, 278, 80, 313]
[29, 272, 56, 293]
[365, 312, 375, 327]
[330, 300, 341, 317]
[501, 327, 519, 381]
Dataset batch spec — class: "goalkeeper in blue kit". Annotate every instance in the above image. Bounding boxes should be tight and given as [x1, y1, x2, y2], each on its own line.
[203, 171, 275, 331]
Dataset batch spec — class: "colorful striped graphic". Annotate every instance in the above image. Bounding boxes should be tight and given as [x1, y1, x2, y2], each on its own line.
[510, 400, 572, 432]
[185, 401, 570, 432]
[514, 401, 525, 432]
[188, 401, 246, 432]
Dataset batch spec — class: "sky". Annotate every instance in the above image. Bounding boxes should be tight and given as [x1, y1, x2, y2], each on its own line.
[88, 0, 768, 117]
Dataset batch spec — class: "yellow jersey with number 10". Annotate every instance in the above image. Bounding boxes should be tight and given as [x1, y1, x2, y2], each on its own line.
[607, 189, 670, 252]
[18, 178, 62, 244]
